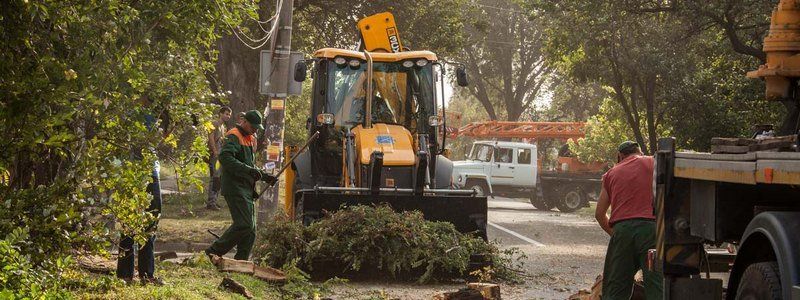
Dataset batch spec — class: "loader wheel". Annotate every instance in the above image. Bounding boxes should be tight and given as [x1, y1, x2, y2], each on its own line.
[529, 191, 552, 211]
[465, 180, 489, 197]
[555, 184, 584, 213]
[735, 261, 782, 300]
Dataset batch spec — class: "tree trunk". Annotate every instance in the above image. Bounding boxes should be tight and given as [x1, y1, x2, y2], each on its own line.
[609, 59, 649, 154]
[214, 34, 269, 125]
[643, 75, 658, 154]
[465, 50, 499, 120]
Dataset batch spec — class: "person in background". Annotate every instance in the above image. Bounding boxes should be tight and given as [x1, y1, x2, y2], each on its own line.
[595, 141, 663, 300]
[205, 110, 277, 261]
[206, 106, 232, 210]
[117, 94, 169, 285]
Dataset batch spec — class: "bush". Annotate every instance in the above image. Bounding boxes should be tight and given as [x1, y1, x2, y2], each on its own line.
[252, 214, 309, 268]
[253, 205, 525, 283]
[0, 227, 70, 299]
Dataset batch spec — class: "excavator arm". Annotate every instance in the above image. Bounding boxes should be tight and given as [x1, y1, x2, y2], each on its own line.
[357, 12, 403, 53]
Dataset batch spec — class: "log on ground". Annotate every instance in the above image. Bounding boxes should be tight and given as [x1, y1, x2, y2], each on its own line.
[219, 277, 253, 299]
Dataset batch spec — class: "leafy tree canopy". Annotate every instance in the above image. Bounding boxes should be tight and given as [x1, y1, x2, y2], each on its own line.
[0, 0, 255, 296]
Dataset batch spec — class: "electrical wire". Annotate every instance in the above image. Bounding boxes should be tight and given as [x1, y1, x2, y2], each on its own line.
[253, 11, 277, 33]
[256, 18, 273, 33]
[214, 0, 282, 49]
[216, 0, 272, 43]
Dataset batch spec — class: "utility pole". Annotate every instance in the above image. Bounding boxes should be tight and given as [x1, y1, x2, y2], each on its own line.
[258, 0, 293, 225]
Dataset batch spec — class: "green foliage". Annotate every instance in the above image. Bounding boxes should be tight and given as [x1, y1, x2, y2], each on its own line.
[540, 79, 605, 122]
[568, 98, 667, 164]
[0, 182, 104, 269]
[0, 0, 256, 296]
[252, 214, 309, 268]
[458, 0, 554, 121]
[528, 0, 785, 156]
[443, 90, 489, 160]
[254, 205, 525, 283]
[68, 252, 348, 299]
[0, 227, 70, 299]
[276, 258, 347, 300]
[293, 0, 468, 57]
[284, 81, 312, 146]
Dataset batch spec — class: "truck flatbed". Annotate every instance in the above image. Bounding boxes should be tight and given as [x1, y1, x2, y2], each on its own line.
[673, 151, 800, 185]
[539, 170, 602, 181]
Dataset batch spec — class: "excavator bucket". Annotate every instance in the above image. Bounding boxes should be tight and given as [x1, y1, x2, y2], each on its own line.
[296, 189, 488, 240]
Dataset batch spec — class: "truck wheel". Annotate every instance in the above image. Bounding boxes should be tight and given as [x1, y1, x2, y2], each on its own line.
[465, 180, 489, 197]
[556, 185, 584, 213]
[735, 261, 782, 300]
[529, 191, 552, 210]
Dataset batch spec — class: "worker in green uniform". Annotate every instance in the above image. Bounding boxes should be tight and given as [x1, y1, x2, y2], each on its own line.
[205, 110, 277, 261]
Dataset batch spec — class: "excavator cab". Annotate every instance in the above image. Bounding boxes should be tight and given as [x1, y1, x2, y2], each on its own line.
[284, 13, 486, 238]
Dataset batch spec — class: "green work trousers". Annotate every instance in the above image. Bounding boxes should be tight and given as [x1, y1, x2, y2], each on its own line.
[208, 194, 256, 260]
[602, 219, 663, 300]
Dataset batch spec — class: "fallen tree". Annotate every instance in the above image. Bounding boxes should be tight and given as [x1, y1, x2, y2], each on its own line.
[253, 205, 526, 283]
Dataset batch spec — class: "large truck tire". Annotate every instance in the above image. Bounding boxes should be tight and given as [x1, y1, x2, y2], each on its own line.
[555, 184, 585, 213]
[465, 179, 489, 197]
[529, 190, 552, 210]
[735, 261, 782, 300]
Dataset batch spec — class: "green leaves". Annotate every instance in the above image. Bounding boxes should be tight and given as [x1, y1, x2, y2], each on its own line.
[528, 0, 783, 158]
[254, 205, 524, 283]
[0, 0, 258, 297]
[292, 0, 468, 56]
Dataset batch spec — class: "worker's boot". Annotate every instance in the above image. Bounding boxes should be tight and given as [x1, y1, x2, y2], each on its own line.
[204, 248, 221, 266]
[140, 275, 166, 286]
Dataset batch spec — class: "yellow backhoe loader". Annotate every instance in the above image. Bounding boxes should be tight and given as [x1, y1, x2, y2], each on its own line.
[285, 12, 487, 238]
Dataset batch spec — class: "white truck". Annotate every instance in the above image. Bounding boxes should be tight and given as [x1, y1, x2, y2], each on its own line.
[452, 140, 603, 212]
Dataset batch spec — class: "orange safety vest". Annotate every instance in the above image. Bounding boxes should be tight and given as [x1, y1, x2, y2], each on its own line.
[226, 127, 258, 151]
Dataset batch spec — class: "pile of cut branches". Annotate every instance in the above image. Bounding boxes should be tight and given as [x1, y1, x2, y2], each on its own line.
[253, 205, 526, 283]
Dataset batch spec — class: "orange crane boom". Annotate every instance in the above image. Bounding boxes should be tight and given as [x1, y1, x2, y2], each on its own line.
[452, 121, 587, 140]
[449, 121, 603, 173]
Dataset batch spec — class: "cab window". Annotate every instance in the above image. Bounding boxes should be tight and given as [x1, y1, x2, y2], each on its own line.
[495, 147, 513, 163]
[470, 144, 494, 162]
[518, 148, 532, 164]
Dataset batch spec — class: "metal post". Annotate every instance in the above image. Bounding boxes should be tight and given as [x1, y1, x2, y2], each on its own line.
[258, 0, 293, 225]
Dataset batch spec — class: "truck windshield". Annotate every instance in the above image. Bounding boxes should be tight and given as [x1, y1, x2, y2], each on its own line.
[326, 61, 434, 133]
[469, 144, 494, 162]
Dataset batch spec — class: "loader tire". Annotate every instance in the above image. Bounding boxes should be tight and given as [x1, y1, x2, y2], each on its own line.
[735, 261, 782, 300]
[465, 179, 489, 197]
[555, 184, 585, 213]
[529, 191, 552, 211]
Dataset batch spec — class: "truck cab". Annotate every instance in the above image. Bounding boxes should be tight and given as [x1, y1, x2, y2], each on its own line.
[452, 141, 538, 197]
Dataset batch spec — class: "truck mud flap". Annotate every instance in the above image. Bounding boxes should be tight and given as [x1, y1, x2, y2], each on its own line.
[297, 191, 488, 240]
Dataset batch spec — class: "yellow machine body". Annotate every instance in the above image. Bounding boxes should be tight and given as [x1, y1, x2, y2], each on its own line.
[357, 12, 403, 53]
[313, 48, 437, 62]
[283, 145, 299, 217]
[747, 0, 800, 100]
[286, 11, 488, 239]
[352, 124, 416, 166]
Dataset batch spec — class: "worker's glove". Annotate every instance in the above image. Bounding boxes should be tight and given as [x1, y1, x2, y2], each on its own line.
[261, 172, 278, 187]
[249, 168, 263, 181]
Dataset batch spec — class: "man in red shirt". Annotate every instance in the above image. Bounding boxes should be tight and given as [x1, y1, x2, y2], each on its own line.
[596, 141, 663, 300]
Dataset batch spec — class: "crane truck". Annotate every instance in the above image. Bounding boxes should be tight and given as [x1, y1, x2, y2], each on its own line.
[284, 12, 488, 238]
[653, 1, 800, 299]
[450, 121, 606, 212]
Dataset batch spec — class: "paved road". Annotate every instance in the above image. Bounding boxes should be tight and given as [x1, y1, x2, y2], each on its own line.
[486, 197, 608, 299]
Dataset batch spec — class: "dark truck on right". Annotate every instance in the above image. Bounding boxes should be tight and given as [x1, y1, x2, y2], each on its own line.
[653, 1, 800, 299]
